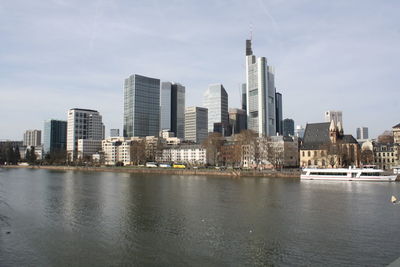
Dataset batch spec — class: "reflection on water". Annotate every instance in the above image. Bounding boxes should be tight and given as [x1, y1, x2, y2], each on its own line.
[0, 168, 400, 266]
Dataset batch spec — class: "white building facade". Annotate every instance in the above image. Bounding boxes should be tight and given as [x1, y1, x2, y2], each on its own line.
[23, 130, 41, 147]
[184, 107, 208, 144]
[67, 108, 104, 160]
[159, 144, 207, 165]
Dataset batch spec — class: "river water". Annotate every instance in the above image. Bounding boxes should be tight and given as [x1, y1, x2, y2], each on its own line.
[0, 168, 400, 266]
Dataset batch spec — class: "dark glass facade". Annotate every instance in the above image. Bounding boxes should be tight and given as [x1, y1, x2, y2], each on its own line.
[124, 74, 160, 137]
[44, 120, 67, 154]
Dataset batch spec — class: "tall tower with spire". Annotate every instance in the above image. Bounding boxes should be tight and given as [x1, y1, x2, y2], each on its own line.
[245, 38, 277, 136]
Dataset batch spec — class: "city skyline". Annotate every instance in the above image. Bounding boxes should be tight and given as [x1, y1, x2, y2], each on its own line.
[1, 1, 399, 139]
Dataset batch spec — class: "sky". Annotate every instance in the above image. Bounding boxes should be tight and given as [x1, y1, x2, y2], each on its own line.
[0, 0, 399, 140]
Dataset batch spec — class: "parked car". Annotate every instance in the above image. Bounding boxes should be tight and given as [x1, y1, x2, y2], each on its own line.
[146, 162, 158, 168]
[173, 164, 186, 169]
[159, 163, 171, 168]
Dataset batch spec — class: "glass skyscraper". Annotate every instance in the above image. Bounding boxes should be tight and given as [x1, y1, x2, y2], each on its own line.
[203, 84, 228, 133]
[160, 82, 185, 138]
[283, 118, 295, 137]
[245, 39, 277, 136]
[124, 74, 160, 137]
[275, 92, 283, 135]
[43, 119, 67, 154]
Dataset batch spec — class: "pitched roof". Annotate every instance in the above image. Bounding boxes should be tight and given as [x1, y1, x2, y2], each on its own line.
[342, 135, 358, 144]
[301, 122, 331, 150]
[393, 123, 400, 129]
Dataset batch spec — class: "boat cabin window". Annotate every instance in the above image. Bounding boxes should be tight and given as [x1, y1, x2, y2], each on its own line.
[361, 172, 380, 176]
[309, 172, 347, 176]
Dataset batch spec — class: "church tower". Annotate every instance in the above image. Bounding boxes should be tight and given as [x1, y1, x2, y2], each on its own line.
[329, 120, 338, 143]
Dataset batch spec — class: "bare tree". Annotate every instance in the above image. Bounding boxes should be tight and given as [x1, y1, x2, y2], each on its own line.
[378, 131, 394, 144]
[130, 139, 146, 165]
[203, 132, 224, 166]
[265, 138, 284, 169]
[361, 149, 374, 165]
[233, 130, 258, 167]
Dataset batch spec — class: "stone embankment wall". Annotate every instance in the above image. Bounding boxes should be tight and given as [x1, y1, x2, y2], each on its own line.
[1, 165, 300, 178]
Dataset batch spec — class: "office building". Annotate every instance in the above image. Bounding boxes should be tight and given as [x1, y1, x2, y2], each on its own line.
[160, 82, 185, 138]
[184, 107, 208, 144]
[23, 130, 41, 147]
[241, 83, 247, 111]
[356, 127, 369, 140]
[229, 108, 247, 134]
[77, 139, 102, 159]
[203, 84, 228, 133]
[43, 120, 67, 154]
[283, 119, 295, 137]
[325, 111, 343, 125]
[124, 74, 160, 137]
[245, 39, 276, 136]
[275, 92, 283, 135]
[110, 129, 120, 137]
[295, 125, 305, 138]
[67, 108, 104, 160]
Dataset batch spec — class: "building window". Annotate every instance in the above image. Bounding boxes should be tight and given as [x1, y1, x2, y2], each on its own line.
[321, 151, 325, 156]
[314, 151, 317, 157]
[308, 151, 310, 157]
[302, 151, 305, 157]
[308, 160, 311, 166]
[314, 160, 318, 165]
[322, 159, 325, 166]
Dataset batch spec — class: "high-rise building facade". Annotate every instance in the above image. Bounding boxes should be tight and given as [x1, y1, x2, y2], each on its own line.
[43, 120, 67, 154]
[184, 107, 208, 144]
[23, 130, 41, 147]
[124, 74, 160, 137]
[67, 108, 104, 160]
[325, 111, 343, 126]
[160, 82, 185, 138]
[295, 125, 305, 138]
[110, 129, 120, 137]
[245, 39, 276, 136]
[229, 108, 247, 135]
[283, 118, 295, 137]
[203, 84, 228, 133]
[275, 92, 283, 135]
[356, 127, 369, 140]
[241, 83, 247, 111]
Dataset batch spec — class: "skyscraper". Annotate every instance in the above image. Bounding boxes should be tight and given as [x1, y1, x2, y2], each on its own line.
[325, 111, 343, 126]
[67, 108, 104, 160]
[356, 127, 369, 140]
[241, 83, 247, 111]
[245, 39, 276, 136]
[124, 74, 160, 137]
[43, 120, 67, 154]
[23, 130, 41, 147]
[110, 129, 120, 137]
[229, 108, 247, 134]
[203, 84, 228, 133]
[184, 107, 208, 144]
[160, 82, 185, 138]
[275, 92, 283, 135]
[295, 125, 305, 138]
[283, 118, 295, 137]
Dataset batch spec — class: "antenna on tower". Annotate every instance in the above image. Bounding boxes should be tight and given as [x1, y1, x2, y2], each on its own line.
[250, 22, 253, 41]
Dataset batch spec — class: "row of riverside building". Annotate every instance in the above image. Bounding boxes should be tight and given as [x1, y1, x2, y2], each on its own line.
[2, 38, 399, 170]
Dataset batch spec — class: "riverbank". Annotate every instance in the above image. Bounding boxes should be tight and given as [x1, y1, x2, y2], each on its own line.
[0, 165, 300, 178]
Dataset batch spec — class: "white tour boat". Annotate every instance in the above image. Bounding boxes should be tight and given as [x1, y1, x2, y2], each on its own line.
[301, 167, 397, 182]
